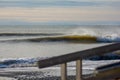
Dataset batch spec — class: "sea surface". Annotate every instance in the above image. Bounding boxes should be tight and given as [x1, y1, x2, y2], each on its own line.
[0, 25, 120, 69]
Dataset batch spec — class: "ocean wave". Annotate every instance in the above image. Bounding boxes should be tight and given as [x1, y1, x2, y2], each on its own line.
[70, 27, 120, 42]
[1, 35, 120, 43]
[0, 33, 62, 36]
[0, 53, 120, 68]
[24, 35, 98, 43]
[0, 27, 120, 43]
[0, 58, 39, 68]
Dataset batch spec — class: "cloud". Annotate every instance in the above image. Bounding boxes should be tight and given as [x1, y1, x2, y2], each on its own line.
[0, 7, 120, 22]
[0, 0, 98, 7]
[0, 0, 120, 25]
[0, 0, 120, 7]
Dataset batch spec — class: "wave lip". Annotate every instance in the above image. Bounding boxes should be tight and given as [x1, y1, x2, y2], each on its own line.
[21, 35, 120, 43]
[19, 35, 97, 43]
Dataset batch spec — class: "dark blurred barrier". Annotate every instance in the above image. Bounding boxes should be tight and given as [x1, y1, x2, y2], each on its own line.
[38, 43, 120, 80]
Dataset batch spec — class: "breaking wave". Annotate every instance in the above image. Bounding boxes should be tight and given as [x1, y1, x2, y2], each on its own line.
[0, 27, 120, 43]
[69, 27, 120, 42]
[0, 57, 46, 68]
[0, 53, 120, 68]
[1, 34, 120, 43]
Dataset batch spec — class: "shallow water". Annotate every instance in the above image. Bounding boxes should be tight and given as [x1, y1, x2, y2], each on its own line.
[0, 42, 109, 58]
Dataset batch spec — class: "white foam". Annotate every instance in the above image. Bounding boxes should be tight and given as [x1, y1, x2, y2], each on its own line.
[70, 27, 120, 42]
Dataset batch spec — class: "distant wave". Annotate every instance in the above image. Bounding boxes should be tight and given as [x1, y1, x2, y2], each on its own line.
[0, 33, 62, 36]
[1, 35, 120, 43]
[1, 27, 120, 43]
[22, 35, 98, 43]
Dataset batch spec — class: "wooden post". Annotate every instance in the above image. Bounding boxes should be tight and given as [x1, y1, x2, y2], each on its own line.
[76, 59, 82, 80]
[61, 63, 67, 80]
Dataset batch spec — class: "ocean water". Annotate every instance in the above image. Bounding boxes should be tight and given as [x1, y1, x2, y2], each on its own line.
[0, 25, 120, 68]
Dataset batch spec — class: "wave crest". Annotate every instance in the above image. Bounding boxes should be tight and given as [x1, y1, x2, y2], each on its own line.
[70, 27, 120, 42]
[1, 27, 120, 43]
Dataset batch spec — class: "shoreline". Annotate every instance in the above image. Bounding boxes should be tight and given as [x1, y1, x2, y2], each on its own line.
[0, 60, 119, 80]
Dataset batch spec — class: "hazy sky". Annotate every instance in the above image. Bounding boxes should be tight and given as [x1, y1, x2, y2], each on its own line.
[0, 0, 120, 25]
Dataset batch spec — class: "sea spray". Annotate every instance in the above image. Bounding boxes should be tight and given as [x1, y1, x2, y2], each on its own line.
[69, 27, 120, 42]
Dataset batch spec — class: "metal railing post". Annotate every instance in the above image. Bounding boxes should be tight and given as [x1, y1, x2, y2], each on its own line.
[61, 63, 67, 80]
[76, 59, 82, 80]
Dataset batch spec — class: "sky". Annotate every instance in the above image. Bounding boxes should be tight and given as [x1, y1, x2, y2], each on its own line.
[0, 0, 120, 25]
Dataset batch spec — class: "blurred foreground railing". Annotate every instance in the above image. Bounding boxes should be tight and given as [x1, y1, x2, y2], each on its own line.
[38, 43, 120, 80]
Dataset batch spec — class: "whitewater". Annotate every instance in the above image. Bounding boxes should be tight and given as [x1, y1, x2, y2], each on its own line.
[0, 25, 120, 79]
